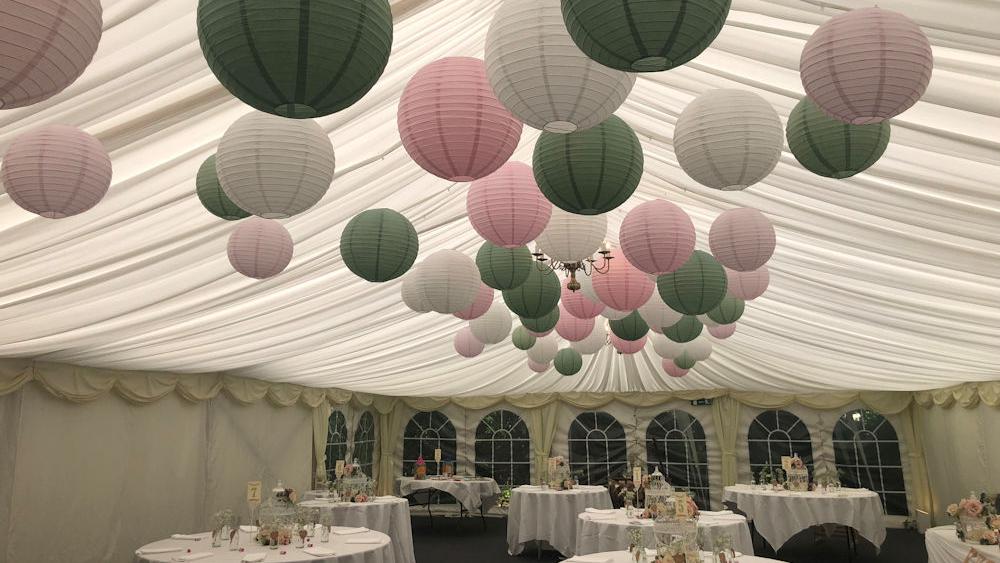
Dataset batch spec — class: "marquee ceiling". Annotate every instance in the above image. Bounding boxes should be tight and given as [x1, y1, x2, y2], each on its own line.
[0, 0, 997, 397]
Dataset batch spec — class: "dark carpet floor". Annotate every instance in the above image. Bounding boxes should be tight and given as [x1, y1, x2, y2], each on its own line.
[409, 515, 928, 563]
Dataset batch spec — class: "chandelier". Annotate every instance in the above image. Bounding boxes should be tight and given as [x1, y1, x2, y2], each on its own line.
[532, 241, 613, 291]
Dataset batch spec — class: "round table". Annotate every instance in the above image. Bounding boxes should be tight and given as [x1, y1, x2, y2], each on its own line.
[134, 528, 391, 563]
[397, 476, 501, 513]
[722, 485, 886, 551]
[563, 549, 783, 563]
[298, 497, 414, 563]
[506, 484, 614, 557]
[926, 526, 1000, 563]
[574, 509, 755, 556]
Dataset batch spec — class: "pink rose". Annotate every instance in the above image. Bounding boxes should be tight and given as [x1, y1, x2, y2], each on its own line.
[947, 504, 959, 517]
[966, 499, 984, 517]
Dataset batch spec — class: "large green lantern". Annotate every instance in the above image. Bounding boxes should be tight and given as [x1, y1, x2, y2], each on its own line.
[340, 209, 419, 282]
[706, 295, 745, 325]
[664, 315, 703, 343]
[609, 310, 648, 341]
[657, 250, 728, 315]
[521, 307, 560, 334]
[533, 115, 643, 215]
[673, 350, 697, 370]
[561, 0, 731, 72]
[554, 348, 583, 376]
[503, 266, 561, 318]
[512, 326, 536, 350]
[197, 0, 393, 118]
[196, 155, 249, 220]
[477, 242, 533, 290]
[786, 97, 890, 179]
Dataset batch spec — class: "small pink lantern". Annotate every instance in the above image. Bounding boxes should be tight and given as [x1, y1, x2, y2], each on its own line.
[662, 359, 689, 378]
[610, 333, 646, 354]
[467, 162, 551, 247]
[708, 324, 736, 339]
[561, 284, 604, 319]
[593, 249, 654, 311]
[454, 283, 494, 320]
[555, 304, 595, 342]
[398, 57, 522, 182]
[709, 208, 776, 272]
[1, 125, 112, 218]
[454, 326, 485, 358]
[620, 200, 696, 275]
[227, 217, 294, 279]
[726, 266, 769, 300]
[527, 359, 550, 373]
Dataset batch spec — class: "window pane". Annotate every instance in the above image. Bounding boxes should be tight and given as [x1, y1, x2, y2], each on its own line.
[474, 410, 532, 486]
[747, 410, 814, 481]
[833, 409, 908, 515]
[568, 411, 627, 486]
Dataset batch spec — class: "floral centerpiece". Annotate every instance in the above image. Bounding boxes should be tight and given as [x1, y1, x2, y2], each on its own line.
[336, 460, 374, 502]
[256, 481, 297, 548]
[414, 455, 427, 480]
[210, 509, 235, 548]
[947, 493, 999, 545]
[547, 456, 573, 490]
[496, 485, 513, 510]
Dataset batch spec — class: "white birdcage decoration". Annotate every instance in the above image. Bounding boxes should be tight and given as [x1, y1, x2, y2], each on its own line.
[336, 460, 374, 502]
[645, 468, 673, 515]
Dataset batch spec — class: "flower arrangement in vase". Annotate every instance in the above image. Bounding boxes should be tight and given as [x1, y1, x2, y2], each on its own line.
[947, 492, 999, 545]
[415, 455, 427, 480]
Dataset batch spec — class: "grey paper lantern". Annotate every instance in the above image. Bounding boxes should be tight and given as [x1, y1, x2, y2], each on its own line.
[216, 111, 335, 218]
[527, 333, 559, 364]
[534, 207, 607, 263]
[227, 217, 294, 279]
[571, 325, 607, 355]
[401, 264, 433, 313]
[470, 302, 512, 344]
[414, 250, 481, 314]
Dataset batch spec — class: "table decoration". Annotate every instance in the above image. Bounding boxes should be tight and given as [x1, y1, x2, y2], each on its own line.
[547, 456, 575, 490]
[947, 492, 1000, 545]
[414, 455, 427, 480]
[210, 508, 235, 548]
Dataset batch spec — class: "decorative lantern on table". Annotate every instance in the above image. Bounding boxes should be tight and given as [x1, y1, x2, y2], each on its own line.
[785, 454, 809, 492]
[336, 460, 374, 502]
[257, 481, 296, 547]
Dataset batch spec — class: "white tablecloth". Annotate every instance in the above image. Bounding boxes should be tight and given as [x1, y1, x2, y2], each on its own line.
[564, 549, 783, 563]
[298, 498, 414, 563]
[926, 526, 1000, 563]
[574, 509, 755, 556]
[722, 485, 886, 551]
[134, 529, 391, 563]
[397, 477, 501, 512]
[506, 485, 613, 557]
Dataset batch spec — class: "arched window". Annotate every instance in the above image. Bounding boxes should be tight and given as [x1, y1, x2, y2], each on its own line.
[747, 410, 814, 478]
[834, 409, 908, 515]
[646, 410, 711, 510]
[325, 411, 349, 480]
[402, 411, 456, 476]
[569, 411, 627, 485]
[475, 409, 531, 486]
[353, 412, 376, 477]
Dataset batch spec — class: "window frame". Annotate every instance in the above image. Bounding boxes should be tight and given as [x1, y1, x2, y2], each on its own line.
[833, 408, 908, 516]
[747, 409, 814, 478]
[474, 409, 532, 486]
[568, 411, 628, 486]
[645, 409, 711, 510]
[402, 411, 457, 476]
[353, 411, 376, 478]
[324, 410, 349, 481]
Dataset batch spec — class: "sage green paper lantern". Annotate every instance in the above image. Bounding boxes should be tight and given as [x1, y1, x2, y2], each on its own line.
[340, 209, 419, 282]
[657, 250, 728, 315]
[609, 310, 648, 342]
[554, 348, 583, 376]
[561, 0, 731, 72]
[512, 326, 537, 350]
[196, 155, 249, 220]
[787, 97, 890, 179]
[503, 266, 561, 318]
[664, 315, 703, 343]
[533, 115, 643, 215]
[673, 350, 697, 370]
[521, 307, 560, 334]
[197, 0, 393, 118]
[477, 242, 532, 290]
[706, 295, 745, 325]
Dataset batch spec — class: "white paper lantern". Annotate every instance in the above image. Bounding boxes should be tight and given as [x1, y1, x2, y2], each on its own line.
[577, 272, 601, 305]
[484, 0, 635, 133]
[674, 89, 783, 191]
[400, 265, 433, 313]
[651, 334, 684, 359]
[535, 207, 607, 263]
[602, 308, 630, 321]
[227, 217, 294, 279]
[684, 337, 713, 361]
[571, 326, 607, 355]
[638, 295, 683, 333]
[470, 302, 513, 344]
[527, 333, 559, 364]
[216, 111, 335, 218]
[413, 250, 481, 314]
[454, 326, 486, 358]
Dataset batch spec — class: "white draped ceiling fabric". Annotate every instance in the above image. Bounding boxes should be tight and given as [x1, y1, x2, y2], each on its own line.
[0, 0, 997, 397]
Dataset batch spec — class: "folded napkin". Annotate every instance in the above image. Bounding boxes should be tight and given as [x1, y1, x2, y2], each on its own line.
[170, 534, 202, 541]
[303, 547, 336, 557]
[332, 526, 369, 535]
[374, 496, 398, 501]
[241, 554, 267, 563]
[345, 538, 384, 545]
[584, 508, 616, 514]
[565, 555, 612, 563]
[699, 510, 733, 516]
[136, 547, 184, 555]
[172, 552, 212, 562]
[239, 526, 258, 534]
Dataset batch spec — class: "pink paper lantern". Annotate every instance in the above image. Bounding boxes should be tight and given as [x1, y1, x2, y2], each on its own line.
[527, 359, 550, 373]
[555, 304, 595, 342]
[454, 326, 485, 358]
[561, 284, 604, 319]
[709, 208, 776, 272]
[1, 125, 112, 218]
[593, 249, 654, 311]
[398, 57, 522, 182]
[726, 266, 769, 300]
[610, 333, 646, 354]
[801, 7, 933, 125]
[708, 324, 736, 339]
[467, 162, 552, 247]
[662, 359, 689, 378]
[620, 200, 696, 275]
[454, 283, 494, 320]
[227, 217, 294, 279]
